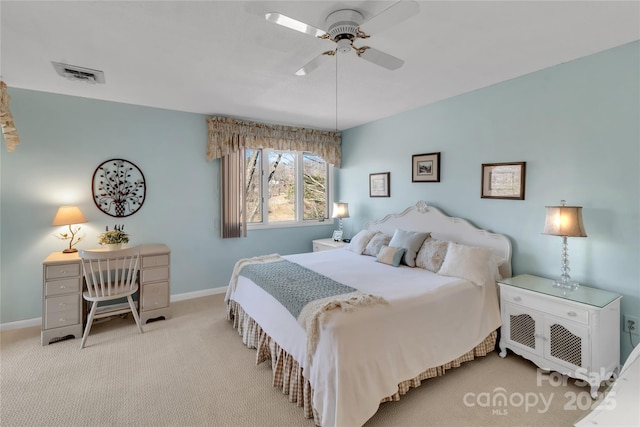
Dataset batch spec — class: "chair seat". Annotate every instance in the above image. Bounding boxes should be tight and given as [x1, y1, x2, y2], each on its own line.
[82, 284, 139, 302]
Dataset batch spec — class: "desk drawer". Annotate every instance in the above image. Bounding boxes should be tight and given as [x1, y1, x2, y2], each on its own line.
[143, 255, 169, 268]
[45, 278, 81, 296]
[502, 287, 589, 325]
[142, 267, 169, 283]
[142, 282, 169, 311]
[45, 295, 79, 328]
[45, 263, 80, 279]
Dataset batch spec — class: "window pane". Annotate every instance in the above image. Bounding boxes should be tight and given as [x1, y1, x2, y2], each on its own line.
[268, 151, 296, 222]
[303, 153, 328, 220]
[245, 149, 262, 223]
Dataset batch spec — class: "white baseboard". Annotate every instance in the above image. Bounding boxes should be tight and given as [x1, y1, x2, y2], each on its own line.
[170, 286, 227, 301]
[0, 286, 228, 332]
[0, 317, 41, 332]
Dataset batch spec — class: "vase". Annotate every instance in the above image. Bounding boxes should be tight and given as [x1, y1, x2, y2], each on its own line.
[106, 243, 122, 251]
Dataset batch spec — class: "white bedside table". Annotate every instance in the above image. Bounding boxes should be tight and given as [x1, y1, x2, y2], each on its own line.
[497, 274, 621, 398]
[312, 238, 347, 252]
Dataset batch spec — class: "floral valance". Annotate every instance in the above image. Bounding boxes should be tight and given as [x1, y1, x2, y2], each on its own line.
[206, 116, 341, 167]
[0, 81, 20, 152]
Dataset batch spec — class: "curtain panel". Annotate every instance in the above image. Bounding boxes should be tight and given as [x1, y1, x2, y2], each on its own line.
[206, 116, 341, 167]
[220, 149, 246, 239]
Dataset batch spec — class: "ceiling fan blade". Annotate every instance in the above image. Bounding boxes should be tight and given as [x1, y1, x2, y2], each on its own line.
[360, 1, 419, 35]
[358, 47, 404, 71]
[295, 51, 334, 76]
[265, 12, 327, 38]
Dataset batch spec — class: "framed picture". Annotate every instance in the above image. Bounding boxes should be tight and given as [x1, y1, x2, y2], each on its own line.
[369, 172, 390, 197]
[481, 162, 526, 200]
[412, 152, 441, 182]
[332, 230, 343, 242]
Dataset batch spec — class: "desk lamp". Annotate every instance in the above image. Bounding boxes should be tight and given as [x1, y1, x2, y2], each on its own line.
[52, 206, 88, 253]
[542, 200, 587, 290]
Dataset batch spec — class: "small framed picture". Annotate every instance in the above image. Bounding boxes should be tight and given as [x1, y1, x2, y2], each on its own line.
[369, 172, 390, 197]
[481, 162, 526, 200]
[332, 230, 343, 241]
[412, 152, 441, 182]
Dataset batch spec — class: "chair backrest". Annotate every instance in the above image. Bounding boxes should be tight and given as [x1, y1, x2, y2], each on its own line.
[79, 246, 141, 299]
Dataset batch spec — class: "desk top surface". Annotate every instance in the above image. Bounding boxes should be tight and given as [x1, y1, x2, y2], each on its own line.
[43, 244, 170, 264]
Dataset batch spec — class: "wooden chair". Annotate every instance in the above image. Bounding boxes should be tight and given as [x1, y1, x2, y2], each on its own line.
[79, 246, 143, 348]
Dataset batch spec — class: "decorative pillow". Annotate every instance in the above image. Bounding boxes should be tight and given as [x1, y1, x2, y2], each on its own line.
[415, 237, 449, 272]
[388, 229, 430, 267]
[345, 229, 378, 255]
[376, 245, 406, 267]
[437, 242, 493, 286]
[489, 254, 506, 281]
[363, 233, 391, 257]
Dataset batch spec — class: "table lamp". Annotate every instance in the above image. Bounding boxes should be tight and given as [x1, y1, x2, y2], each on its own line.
[542, 200, 587, 290]
[52, 205, 88, 253]
[332, 202, 350, 231]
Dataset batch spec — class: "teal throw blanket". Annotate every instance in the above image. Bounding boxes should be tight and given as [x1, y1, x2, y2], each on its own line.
[239, 259, 356, 319]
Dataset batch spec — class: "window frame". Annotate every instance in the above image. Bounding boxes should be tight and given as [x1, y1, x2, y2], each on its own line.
[247, 149, 335, 230]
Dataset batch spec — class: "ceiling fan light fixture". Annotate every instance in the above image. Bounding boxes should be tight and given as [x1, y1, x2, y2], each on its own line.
[336, 39, 352, 53]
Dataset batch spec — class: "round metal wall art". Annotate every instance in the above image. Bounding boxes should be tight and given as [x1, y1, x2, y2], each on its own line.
[92, 158, 146, 217]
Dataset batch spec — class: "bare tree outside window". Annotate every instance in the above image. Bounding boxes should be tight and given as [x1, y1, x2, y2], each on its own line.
[244, 149, 262, 222]
[303, 153, 327, 220]
[268, 151, 296, 222]
[244, 149, 329, 225]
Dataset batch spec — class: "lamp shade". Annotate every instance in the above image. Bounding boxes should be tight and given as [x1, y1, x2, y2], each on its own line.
[332, 202, 350, 219]
[542, 204, 587, 237]
[52, 206, 88, 226]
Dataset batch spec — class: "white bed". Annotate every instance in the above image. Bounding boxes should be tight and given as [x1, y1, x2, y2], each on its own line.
[226, 201, 512, 426]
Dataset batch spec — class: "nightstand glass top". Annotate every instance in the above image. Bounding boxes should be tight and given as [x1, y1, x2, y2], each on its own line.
[499, 274, 620, 308]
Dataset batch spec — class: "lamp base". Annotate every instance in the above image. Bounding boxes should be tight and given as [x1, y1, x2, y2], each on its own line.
[552, 280, 579, 291]
[62, 248, 78, 253]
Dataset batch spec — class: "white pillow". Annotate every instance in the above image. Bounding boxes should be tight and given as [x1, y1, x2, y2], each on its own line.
[388, 229, 430, 267]
[490, 254, 506, 281]
[437, 242, 493, 286]
[345, 229, 378, 255]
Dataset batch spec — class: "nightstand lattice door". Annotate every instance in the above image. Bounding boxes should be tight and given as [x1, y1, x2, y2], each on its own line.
[509, 313, 536, 350]
[549, 324, 582, 367]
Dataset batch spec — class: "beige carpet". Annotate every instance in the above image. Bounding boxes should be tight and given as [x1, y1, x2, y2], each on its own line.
[1, 294, 594, 427]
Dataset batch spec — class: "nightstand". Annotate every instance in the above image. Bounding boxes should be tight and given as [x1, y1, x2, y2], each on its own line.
[312, 238, 347, 252]
[497, 274, 621, 398]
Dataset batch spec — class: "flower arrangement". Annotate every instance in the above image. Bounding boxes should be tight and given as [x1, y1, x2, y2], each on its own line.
[98, 224, 130, 245]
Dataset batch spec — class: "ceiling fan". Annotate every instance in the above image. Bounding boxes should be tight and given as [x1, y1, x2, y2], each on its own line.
[265, 1, 419, 76]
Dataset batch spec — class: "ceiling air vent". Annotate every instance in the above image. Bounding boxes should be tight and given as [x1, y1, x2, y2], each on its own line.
[52, 62, 105, 84]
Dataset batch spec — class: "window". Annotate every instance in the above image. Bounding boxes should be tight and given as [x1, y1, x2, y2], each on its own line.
[245, 149, 331, 227]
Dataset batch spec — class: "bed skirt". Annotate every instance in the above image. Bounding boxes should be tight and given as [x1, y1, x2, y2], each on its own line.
[227, 299, 497, 425]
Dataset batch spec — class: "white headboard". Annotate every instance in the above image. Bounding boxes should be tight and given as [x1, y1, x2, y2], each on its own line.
[364, 201, 513, 278]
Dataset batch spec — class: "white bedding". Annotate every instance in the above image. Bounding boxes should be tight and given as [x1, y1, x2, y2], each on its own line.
[229, 248, 502, 426]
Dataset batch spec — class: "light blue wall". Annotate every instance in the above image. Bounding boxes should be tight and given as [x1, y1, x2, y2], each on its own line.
[1, 42, 638, 362]
[0, 89, 334, 324]
[339, 42, 640, 362]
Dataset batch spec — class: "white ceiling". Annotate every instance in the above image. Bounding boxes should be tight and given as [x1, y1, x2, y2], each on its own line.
[1, 1, 638, 131]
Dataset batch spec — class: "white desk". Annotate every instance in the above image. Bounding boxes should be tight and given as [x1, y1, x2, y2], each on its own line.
[41, 244, 171, 345]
